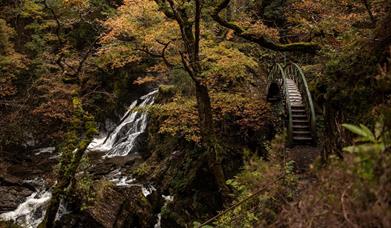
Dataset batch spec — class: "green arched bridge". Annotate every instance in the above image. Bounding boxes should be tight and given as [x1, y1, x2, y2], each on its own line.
[267, 63, 317, 146]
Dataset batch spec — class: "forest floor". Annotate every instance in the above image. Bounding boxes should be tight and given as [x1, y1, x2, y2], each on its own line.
[287, 145, 321, 173]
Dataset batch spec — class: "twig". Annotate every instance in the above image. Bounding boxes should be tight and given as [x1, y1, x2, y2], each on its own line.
[341, 184, 358, 228]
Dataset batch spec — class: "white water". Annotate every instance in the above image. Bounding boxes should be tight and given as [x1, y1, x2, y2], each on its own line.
[55, 200, 70, 222]
[108, 169, 136, 187]
[0, 91, 158, 227]
[154, 195, 174, 228]
[0, 191, 52, 228]
[141, 185, 156, 197]
[87, 90, 158, 158]
[34, 147, 56, 156]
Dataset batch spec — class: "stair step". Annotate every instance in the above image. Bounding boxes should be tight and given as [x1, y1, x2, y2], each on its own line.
[292, 114, 307, 118]
[293, 136, 313, 141]
[292, 125, 310, 132]
[290, 100, 303, 102]
[292, 119, 309, 123]
[292, 112, 306, 115]
[292, 123, 309, 127]
[293, 130, 311, 135]
[292, 109, 306, 113]
[268, 97, 279, 101]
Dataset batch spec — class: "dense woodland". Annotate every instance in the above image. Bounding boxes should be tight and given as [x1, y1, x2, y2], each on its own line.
[0, 0, 390, 227]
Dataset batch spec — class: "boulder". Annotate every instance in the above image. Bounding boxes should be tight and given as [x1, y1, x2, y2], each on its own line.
[86, 185, 155, 228]
[0, 186, 33, 213]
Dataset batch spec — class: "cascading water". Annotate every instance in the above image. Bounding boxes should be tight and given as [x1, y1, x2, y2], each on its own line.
[0, 178, 51, 228]
[88, 89, 159, 194]
[0, 90, 158, 227]
[87, 90, 158, 158]
[0, 191, 52, 228]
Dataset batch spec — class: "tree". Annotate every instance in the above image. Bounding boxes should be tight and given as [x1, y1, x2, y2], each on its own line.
[39, 97, 97, 228]
[154, 0, 230, 196]
[211, 0, 320, 53]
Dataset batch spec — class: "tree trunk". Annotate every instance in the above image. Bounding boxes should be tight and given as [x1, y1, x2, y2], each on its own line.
[39, 143, 90, 227]
[156, 0, 231, 198]
[194, 82, 230, 197]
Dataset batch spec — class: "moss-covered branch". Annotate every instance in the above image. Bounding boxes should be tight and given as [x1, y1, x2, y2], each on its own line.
[212, 0, 320, 53]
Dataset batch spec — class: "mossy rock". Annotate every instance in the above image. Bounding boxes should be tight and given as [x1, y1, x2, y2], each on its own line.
[157, 85, 177, 103]
[85, 185, 155, 227]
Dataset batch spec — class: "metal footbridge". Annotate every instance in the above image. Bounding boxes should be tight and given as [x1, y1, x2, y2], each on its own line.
[266, 63, 317, 146]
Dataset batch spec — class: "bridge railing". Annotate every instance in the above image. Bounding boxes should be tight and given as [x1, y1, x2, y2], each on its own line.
[284, 63, 317, 144]
[267, 63, 317, 145]
[268, 63, 293, 144]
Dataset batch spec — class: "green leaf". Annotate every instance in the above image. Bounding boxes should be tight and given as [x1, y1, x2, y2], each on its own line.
[359, 124, 376, 142]
[375, 120, 383, 139]
[342, 124, 367, 137]
[344, 143, 384, 154]
[355, 136, 371, 143]
[343, 146, 356, 153]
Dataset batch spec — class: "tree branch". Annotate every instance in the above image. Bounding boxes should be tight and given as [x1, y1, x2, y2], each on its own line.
[361, 0, 376, 26]
[154, 0, 175, 19]
[194, 0, 201, 63]
[160, 40, 174, 68]
[43, 0, 65, 72]
[212, 0, 320, 53]
[179, 51, 196, 81]
[136, 40, 174, 68]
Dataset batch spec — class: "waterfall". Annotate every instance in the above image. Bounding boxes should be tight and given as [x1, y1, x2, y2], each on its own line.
[87, 90, 158, 158]
[0, 90, 158, 227]
[0, 178, 54, 228]
[0, 190, 51, 228]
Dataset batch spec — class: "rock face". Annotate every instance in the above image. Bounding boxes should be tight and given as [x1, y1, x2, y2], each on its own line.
[0, 146, 57, 214]
[0, 185, 33, 213]
[85, 185, 155, 228]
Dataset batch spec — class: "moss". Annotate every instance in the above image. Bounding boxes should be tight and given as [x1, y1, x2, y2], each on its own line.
[156, 84, 177, 103]
[0, 221, 22, 228]
[133, 163, 152, 177]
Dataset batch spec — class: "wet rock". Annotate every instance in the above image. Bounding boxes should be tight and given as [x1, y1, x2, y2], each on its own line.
[87, 152, 142, 178]
[86, 185, 155, 228]
[55, 213, 104, 228]
[0, 176, 36, 213]
[0, 186, 33, 213]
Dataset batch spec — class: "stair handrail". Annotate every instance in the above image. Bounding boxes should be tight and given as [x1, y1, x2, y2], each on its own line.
[284, 63, 317, 144]
[268, 63, 293, 145]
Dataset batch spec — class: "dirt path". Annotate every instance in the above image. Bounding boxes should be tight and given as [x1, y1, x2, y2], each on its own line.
[286, 146, 321, 173]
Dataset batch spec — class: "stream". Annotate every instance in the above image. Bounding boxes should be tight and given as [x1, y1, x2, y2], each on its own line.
[0, 90, 159, 227]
